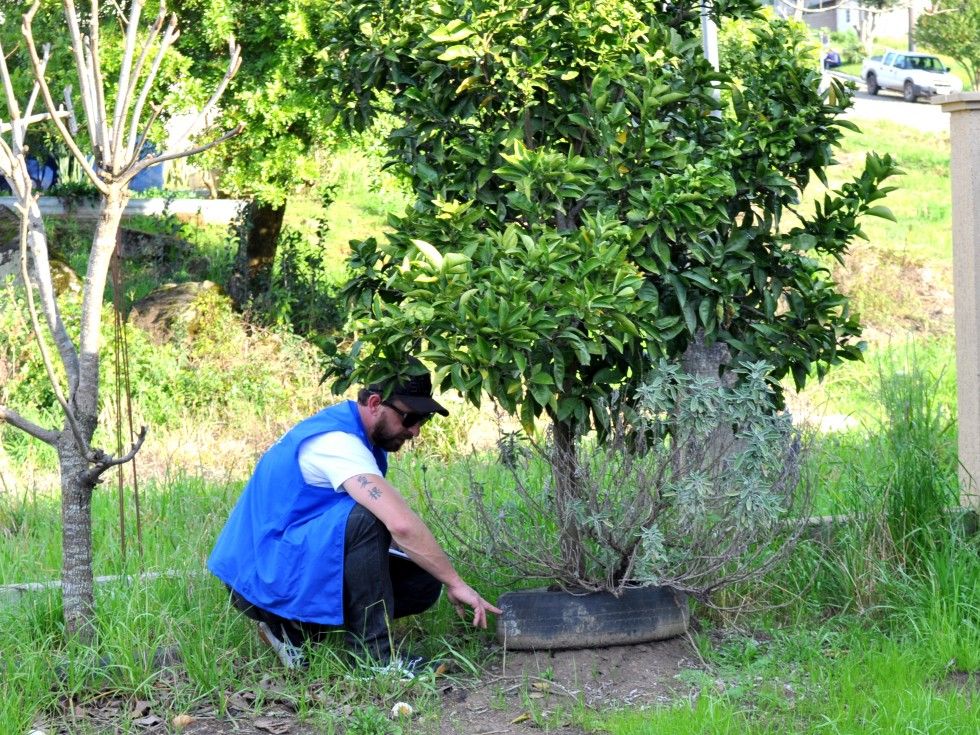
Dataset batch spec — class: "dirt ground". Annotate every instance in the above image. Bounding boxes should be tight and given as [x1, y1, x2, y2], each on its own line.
[33, 637, 701, 734]
[436, 636, 700, 735]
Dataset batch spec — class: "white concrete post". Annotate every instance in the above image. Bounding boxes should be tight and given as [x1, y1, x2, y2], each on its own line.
[938, 93, 980, 510]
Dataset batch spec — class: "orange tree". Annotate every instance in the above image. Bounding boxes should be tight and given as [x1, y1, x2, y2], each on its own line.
[323, 2, 898, 580]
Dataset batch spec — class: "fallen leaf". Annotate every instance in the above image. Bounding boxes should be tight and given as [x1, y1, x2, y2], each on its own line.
[254, 717, 291, 734]
[510, 712, 531, 724]
[131, 700, 152, 718]
[226, 693, 252, 711]
[528, 692, 545, 699]
[172, 714, 195, 730]
[133, 714, 163, 728]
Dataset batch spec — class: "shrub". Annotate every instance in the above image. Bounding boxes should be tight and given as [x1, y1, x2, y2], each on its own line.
[426, 361, 809, 597]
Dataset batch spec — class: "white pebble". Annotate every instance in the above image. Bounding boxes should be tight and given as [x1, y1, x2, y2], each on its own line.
[391, 701, 413, 717]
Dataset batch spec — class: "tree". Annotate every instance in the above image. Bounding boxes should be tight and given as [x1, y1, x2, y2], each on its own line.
[323, 2, 898, 584]
[162, 0, 341, 302]
[856, 0, 903, 55]
[916, 0, 980, 90]
[0, 0, 239, 639]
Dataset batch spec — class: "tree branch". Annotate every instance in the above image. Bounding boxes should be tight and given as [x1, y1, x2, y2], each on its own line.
[122, 4, 170, 160]
[0, 110, 73, 134]
[125, 15, 178, 162]
[0, 406, 59, 445]
[128, 122, 244, 176]
[22, 2, 109, 194]
[82, 426, 148, 485]
[165, 36, 242, 151]
[111, 0, 145, 155]
[0, 47, 81, 391]
[15, 196, 91, 456]
[57, 0, 102, 154]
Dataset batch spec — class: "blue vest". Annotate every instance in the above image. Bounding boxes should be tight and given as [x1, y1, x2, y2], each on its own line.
[207, 400, 387, 624]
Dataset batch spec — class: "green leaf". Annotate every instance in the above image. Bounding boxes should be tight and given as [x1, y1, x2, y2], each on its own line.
[429, 21, 475, 44]
[438, 45, 478, 61]
[864, 205, 896, 222]
[530, 371, 554, 385]
[529, 381, 553, 408]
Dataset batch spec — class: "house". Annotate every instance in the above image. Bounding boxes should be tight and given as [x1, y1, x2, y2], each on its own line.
[766, 0, 931, 41]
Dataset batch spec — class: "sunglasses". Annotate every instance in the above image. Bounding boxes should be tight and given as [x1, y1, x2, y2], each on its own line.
[382, 400, 433, 428]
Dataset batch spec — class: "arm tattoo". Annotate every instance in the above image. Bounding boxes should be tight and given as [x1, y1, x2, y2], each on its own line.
[354, 475, 383, 500]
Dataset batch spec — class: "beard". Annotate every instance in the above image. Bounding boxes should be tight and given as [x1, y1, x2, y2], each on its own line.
[370, 415, 414, 452]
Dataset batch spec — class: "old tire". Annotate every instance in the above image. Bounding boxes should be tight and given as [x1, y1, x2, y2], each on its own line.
[903, 79, 917, 103]
[866, 73, 879, 95]
[496, 586, 689, 651]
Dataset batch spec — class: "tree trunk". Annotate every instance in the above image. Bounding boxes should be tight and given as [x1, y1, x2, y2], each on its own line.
[552, 418, 585, 581]
[229, 200, 286, 306]
[59, 434, 97, 641]
[676, 332, 736, 477]
[59, 190, 127, 642]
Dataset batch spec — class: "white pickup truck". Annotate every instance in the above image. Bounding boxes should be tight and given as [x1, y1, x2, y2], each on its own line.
[861, 50, 963, 102]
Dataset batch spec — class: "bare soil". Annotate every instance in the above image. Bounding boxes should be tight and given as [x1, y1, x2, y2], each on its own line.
[437, 637, 700, 735]
[33, 638, 701, 734]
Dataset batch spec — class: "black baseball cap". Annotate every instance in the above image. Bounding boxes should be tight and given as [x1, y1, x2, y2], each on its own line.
[368, 358, 449, 417]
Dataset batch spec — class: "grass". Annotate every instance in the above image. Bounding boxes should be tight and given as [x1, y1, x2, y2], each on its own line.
[590, 626, 980, 734]
[0, 471, 497, 733]
[284, 143, 412, 283]
[1, 73, 974, 733]
[2, 358, 975, 732]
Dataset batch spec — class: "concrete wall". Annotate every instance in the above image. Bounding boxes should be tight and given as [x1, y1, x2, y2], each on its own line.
[938, 93, 980, 510]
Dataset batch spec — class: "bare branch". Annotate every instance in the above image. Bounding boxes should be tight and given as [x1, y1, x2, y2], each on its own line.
[0, 49, 82, 392]
[124, 102, 162, 170]
[125, 14, 178, 161]
[166, 37, 242, 152]
[23, 44, 51, 121]
[15, 196, 92, 457]
[22, 3, 109, 194]
[83, 426, 148, 485]
[0, 110, 73, 135]
[0, 405, 59, 445]
[127, 121, 244, 178]
[56, 0, 101, 151]
[122, 4, 169, 159]
[63, 86, 80, 136]
[85, 22, 112, 173]
[110, 0, 145, 157]
[0, 41, 23, 125]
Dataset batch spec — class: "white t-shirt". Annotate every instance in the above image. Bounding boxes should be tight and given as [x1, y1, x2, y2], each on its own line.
[298, 431, 381, 492]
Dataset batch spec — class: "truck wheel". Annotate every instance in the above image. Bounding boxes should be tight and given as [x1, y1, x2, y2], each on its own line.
[866, 73, 879, 95]
[903, 80, 917, 103]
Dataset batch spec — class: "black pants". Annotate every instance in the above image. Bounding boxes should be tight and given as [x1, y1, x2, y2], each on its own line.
[230, 503, 442, 661]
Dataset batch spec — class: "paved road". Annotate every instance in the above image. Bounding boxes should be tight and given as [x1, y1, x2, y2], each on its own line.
[829, 72, 951, 134]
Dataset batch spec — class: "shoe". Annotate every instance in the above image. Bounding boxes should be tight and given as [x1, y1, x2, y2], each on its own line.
[257, 622, 308, 670]
[371, 653, 450, 680]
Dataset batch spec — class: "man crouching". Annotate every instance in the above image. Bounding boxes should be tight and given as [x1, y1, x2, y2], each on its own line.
[208, 357, 500, 672]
